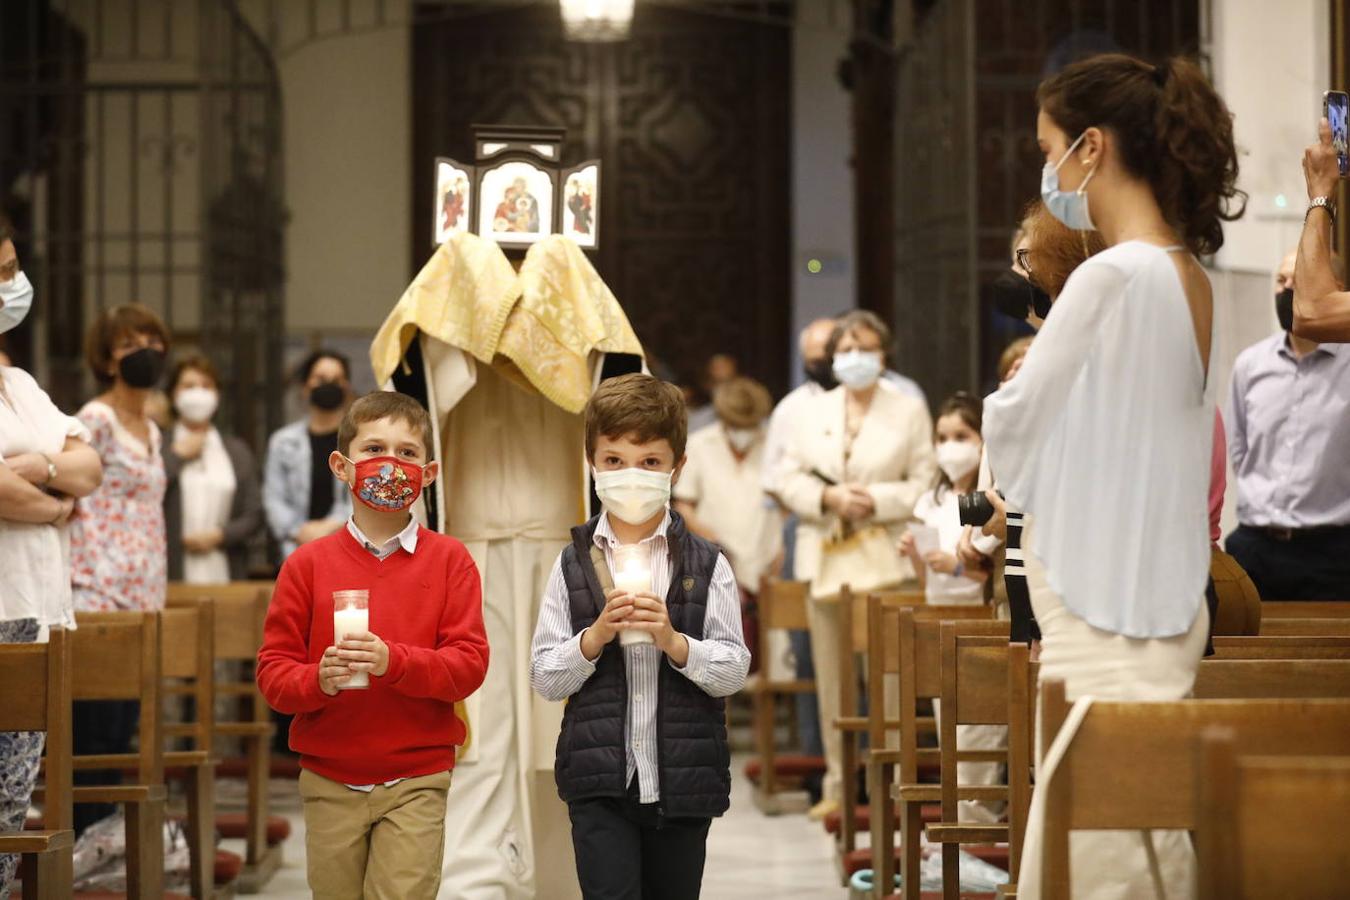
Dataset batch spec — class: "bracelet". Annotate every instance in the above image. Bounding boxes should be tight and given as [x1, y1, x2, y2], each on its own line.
[1307, 196, 1337, 225]
[40, 453, 57, 486]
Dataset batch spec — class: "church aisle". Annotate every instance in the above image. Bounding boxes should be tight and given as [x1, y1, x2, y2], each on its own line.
[224, 753, 841, 899]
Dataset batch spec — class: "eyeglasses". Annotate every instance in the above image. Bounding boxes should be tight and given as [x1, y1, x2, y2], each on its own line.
[1015, 248, 1032, 274]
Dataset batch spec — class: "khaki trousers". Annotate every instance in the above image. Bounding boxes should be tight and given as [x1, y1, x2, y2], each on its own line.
[300, 768, 453, 900]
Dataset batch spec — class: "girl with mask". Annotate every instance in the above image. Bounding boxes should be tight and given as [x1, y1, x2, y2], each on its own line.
[0, 214, 103, 894]
[983, 54, 1245, 899]
[900, 392, 991, 606]
[68, 302, 172, 833]
[774, 309, 936, 820]
[263, 349, 354, 562]
[163, 354, 262, 583]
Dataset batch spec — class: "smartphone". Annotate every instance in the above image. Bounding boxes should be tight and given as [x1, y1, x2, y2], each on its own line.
[1326, 90, 1349, 177]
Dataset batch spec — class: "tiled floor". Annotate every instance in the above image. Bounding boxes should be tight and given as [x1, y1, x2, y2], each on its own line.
[238, 754, 842, 899]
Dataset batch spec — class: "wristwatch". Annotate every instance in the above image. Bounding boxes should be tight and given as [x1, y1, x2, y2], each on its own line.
[1306, 196, 1337, 225]
[41, 453, 57, 486]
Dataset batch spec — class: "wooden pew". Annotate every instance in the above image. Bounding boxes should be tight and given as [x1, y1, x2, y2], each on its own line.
[167, 581, 282, 893]
[1258, 617, 1350, 636]
[1196, 730, 1350, 900]
[863, 602, 996, 900]
[1259, 600, 1350, 619]
[743, 577, 822, 814]
[1211, 635, 1350, 659]
[928, 625, 1014, 900]
[831, 585, 925, 879]
[1003, 651, 1350, 897]
[69, 612, 166, 899]
[1036, 684, 1350, 899]
[0, 628, 73, 900]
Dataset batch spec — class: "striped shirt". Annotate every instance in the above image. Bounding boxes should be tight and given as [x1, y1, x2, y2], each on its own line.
[529, 511, 750, 804]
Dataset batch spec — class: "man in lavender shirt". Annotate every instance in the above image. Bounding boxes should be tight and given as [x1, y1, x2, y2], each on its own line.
[1225, 249, 1350, 601]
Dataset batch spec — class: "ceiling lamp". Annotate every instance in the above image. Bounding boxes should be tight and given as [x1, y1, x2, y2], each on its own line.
[559, 0, 635, 42]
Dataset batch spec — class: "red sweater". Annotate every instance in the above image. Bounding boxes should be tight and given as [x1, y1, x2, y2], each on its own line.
[256, 526, 489, 785]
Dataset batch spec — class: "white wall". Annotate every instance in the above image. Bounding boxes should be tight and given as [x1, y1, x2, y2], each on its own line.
[1208, 0, 1331, 537]
[267, 4, 412, 339]
[790, 1, 855, 385]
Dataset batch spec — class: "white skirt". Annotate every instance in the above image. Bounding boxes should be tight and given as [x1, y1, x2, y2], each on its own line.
[1016, 518, 1207, 900]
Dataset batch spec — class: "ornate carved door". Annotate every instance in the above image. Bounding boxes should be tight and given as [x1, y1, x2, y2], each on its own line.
[412, 2, 791, 395]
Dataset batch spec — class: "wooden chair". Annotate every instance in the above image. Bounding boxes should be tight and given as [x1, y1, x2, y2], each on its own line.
[167, 581, 282, 893]
[928, 625, 1014, 900]
[67, 611, 166, 899]
[1259, 617, 1350, 636]
[863, 602, 996, 899]
[830, 585, 925, 879]
[1211, 635, 1350, 659]
[1035, 683, 1350, 899]
[1196, 730, 1350, 900]
[0, 628, 73, 900]
[1002, 644, 1037, 899]
[743, 577, 822, 814]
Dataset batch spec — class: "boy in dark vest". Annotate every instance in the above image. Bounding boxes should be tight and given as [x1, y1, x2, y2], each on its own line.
[530, 373, 751, 899]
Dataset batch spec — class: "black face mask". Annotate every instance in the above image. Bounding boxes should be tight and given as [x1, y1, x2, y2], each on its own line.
[803, 357, 837, 390]
[1275, 287, 1295, 333]
[309, 381, 346, 411]
[990, 270, 1052, 322]
[118, 347, 166, 389]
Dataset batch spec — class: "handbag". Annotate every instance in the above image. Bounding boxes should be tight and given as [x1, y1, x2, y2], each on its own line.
[812, 521, 909, 600]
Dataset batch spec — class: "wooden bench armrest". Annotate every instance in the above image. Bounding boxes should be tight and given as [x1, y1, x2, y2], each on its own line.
[894, 783, 942, 802]
[924, 823, 1009, 844]
[69, 785, 168, 804]
[215, 722, 275, 737]
[867, 749, 904, 766]
[163, 750, 213, 767]
[952, 785, 1008, 801]
[835, 717, 902, 732]
[0, 830, 73, 853]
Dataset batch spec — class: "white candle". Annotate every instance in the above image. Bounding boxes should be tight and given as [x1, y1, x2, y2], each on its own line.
[611, 547, 654, 646]
[333, 595, 371, 689]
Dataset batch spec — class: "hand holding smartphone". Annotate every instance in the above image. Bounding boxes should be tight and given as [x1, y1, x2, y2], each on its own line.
[1325, 90, 1349, 178]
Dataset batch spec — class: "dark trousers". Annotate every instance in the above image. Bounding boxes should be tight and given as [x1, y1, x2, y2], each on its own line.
[1225, 524, 1350, 601]
[567, 781, 713, 900]
[72, 699, 140, 836]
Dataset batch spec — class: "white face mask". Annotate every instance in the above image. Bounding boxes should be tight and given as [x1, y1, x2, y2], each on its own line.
[832, 349, 884, 390]
[593, 467, 672, 525]
[1040, 131, 1097, 231]
[174, 386, 219, 425]
[725, 426, 758, 453]
[0, 271, 34, 335]
[936, 439, 982, 483]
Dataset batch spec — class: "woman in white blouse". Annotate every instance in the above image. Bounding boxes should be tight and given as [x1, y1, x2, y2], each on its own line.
[0, 216, 103, 897]
[163, 354, 262, 583]
[775, 309, 936, 818]
[983, 54, 1245, 899]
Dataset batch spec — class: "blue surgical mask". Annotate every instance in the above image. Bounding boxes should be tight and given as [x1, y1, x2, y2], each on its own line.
[1040, 132, 1097, 231]
[832, 349, 884, 390]
[0, 271, 33, 335]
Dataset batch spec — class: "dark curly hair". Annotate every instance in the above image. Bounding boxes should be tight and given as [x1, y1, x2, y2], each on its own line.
[1037, 54, 1246, 257]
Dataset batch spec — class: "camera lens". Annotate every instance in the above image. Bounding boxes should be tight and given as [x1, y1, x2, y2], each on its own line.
[957, 492, 995, 528]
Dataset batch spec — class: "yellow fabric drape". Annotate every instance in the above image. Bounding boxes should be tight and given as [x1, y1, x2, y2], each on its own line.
[370, 232, 643, 413]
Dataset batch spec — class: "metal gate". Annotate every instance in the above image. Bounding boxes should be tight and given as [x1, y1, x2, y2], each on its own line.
[894, 0, 1202, 397]
[0, 0, 285, 448]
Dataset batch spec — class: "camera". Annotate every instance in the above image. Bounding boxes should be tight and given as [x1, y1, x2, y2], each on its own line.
[957, 491, 1003, 528]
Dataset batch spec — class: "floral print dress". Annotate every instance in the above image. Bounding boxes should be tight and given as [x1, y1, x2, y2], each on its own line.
[69, 401, 168, 612]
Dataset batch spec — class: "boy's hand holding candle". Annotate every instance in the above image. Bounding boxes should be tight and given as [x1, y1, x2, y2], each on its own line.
[580, 588, 637, 660]
[318, 645, 353, 696]
[620, 592, 689, 667]
[337, 631, 390, 678]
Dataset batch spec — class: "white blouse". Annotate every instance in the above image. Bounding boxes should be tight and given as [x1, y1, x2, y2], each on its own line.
[0, 366, 92, 629]
[176, 424, 237, 584]
[912, 486, 985, 605]
[984, 241, 1214, 639]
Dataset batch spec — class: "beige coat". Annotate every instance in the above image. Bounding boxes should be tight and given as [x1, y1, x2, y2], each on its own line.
[775, 384, 936, 584]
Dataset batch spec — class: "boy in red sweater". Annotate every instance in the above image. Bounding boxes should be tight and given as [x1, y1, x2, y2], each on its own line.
[257, 391, 489, 900]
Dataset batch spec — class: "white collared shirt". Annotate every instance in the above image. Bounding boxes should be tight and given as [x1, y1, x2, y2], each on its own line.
[345, 514, 420, 561]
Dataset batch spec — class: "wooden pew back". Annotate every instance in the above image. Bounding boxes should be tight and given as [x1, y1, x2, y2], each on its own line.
[1197, 730, 1350, 900]
[1211, 635, 1350, 659]
[1037, 684, 1350, 898]
[1259, 617, 1350, 636]
[0, 629, 73, 831]
[71, 611, 163, 787]
[1258, 601, 1350, 619]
